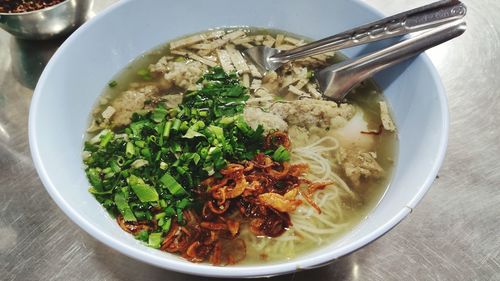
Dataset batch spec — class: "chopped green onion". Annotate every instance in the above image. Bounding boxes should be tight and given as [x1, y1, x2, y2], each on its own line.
[182, 128, 206, 139]
[162, 218, 172, 232]
[135, 140, 146, 148]
[87, 168, 102, 191]
[116, 156, 125, 166]
[141, 148, 152, 158]
[154, 212, 166, 220]
[114, 191, 136, 222]
[148, 232, 162, 248]
[125, 142, 135, 158]
[99, 131, 114, 148]
[163, 120, 172, 138]
[152, 107, 168, 123]
[159, 173, 187, 196]
[88, 187, 112, 195]
[272, 145, 290, 162]
[179, 121, 189, 132]
[165, 206, 175, 216]
[176, 166, 187, 175]
[135, 230, 149, 242]
[172, 119, 181, 131]
[176, 208, 184, 224]
[85, 67, 289, 251]
[159, 199, 167, 208]
[137, 68, 152, 80]
[131, 159, 149, 169]
[192, 153, 201, 165]
[174, 56, 186, 62]
[128, 175, 159, 202]
[159, 161, 168, 170]
[177, 198, 190, 209]
[108, 80, 118, 88]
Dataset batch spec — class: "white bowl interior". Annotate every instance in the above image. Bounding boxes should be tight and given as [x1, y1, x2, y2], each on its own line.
[29, 0, 447, 277]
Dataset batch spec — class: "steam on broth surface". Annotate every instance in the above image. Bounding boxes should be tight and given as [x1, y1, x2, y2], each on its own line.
[83, 28, 397, 265]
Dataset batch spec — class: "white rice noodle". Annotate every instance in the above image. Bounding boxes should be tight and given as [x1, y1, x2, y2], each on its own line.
[276, 44, 295, 51]
[216, 49, 235, 73]
[186, 43, 214, 50]
[241, 42, 254, 49]
[292, 136, 354, 197]
[226, 46, 250, 74]
[241, 73, 250, 88]
[379, 101, 396, 131]
[281, 75, 301, 88]
[232, 37, 253, 45]
[222, 29, 246, 41]
[284, 36, 305, 46]
[170, 30, 225, 49]
[254, 35, 264, 42]
[294, 79, 309, 90]
[275, 34, 285, 47]
[250, 79, 262, 90]
[248, 63, 263, 78]
[262, 35, 276, 47]
[288, 85, 309, 97]
[101, 106, 116, 119]
[239, 135, 356, 260]
[237, 136, 355, 259]
[89, 129, 110, 144]
[187, 52, 218, 67]
[170, 50, 188, 56]
[307, 83, 322, 99]
[312, 53, 330, 62]
[246, 97, 274, 106]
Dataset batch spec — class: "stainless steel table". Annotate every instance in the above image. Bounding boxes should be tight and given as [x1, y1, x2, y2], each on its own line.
[1, 1, 499, 280]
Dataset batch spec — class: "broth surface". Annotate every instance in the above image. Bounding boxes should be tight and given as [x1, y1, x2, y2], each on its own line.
[85, 28, 397, 264]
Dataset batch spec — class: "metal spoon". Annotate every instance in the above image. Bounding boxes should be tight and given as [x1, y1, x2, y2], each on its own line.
[243, 0, 466, 72]
[317, 19, 466, 101]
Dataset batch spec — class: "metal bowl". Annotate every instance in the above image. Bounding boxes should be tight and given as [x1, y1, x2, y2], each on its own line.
[0, 0, 94, 40]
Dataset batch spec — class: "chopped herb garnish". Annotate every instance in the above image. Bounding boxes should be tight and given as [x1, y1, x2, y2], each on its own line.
[137, 68, 152, 80]
[83, 67, 290, 247]
[108, 80, 118, 88]
[148, 232, 163, 248]
[272, 145, 291, 162]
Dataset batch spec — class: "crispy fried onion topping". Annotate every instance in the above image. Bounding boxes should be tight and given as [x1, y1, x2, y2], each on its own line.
[202, 152, 328, 239]
[116, 133, 333, 265]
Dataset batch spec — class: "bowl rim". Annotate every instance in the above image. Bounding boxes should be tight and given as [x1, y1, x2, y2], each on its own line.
[28, 0, 449, 277]
[0, 0, 70, 16]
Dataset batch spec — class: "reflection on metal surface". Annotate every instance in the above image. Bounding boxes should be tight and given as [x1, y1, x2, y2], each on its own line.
[0, 0, 499, 280]
[352, 263, 359, 280]
[0, 0, 94, 40]
[0, 123, 10, 139]
[9, 36, 66, 89]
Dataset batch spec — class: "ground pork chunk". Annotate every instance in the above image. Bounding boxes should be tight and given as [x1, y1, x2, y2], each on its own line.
[341, 150, 384, 186]
[149, 58, 207, 91]
[162, 94, 183, 109]
[243, 107, 288, 133]
[110, 86, 159, 127]
[269, 99, 356, 129]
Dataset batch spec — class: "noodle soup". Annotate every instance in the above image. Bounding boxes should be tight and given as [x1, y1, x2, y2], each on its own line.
[83, 28, 397, 265]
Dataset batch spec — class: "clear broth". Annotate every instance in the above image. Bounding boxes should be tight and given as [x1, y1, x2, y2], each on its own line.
[90, 27, 398, 264]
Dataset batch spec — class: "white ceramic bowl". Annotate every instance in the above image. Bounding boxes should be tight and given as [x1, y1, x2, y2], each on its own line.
[29, 0, 448, 278]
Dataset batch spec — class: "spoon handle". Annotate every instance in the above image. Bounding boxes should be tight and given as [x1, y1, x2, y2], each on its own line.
[317, 20, 466, 101]
[271, 0, 466, 63]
